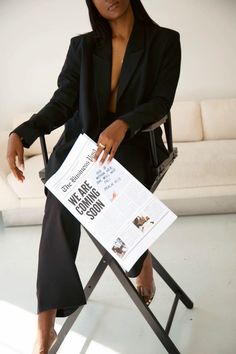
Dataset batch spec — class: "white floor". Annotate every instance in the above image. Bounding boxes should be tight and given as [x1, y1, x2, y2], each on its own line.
[0, 214, 236, 354]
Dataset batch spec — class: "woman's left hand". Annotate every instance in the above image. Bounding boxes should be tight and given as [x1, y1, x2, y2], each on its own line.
[94, 119, 129, 164]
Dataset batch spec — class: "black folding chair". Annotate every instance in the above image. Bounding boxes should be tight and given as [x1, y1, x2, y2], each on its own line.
[39, 112, 193, 354]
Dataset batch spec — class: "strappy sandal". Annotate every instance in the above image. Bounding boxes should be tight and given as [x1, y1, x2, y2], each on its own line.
[136, 279, 156, 306]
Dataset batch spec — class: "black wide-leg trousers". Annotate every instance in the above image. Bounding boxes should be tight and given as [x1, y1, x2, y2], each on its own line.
[37, 135, 156, 318]
[37, 191, 86, 317]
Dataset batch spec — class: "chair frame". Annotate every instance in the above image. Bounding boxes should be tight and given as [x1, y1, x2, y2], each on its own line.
[39, 112, 193, 354]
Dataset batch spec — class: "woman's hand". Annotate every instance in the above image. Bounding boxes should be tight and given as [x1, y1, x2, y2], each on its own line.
[94, 119, 128, 164]
[7, 133, 25, 182]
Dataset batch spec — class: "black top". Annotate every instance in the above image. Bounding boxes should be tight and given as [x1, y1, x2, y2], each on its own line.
[13, 20, 181, 181]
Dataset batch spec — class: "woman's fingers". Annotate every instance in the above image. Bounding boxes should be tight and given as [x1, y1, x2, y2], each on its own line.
[94, 139, 118, 164]
[94, 142, 111, 164]
[99, 149, 109, 164]
[107, 146, 117, 162]
[8, 156, 25, 182]
[17, 149, 25, 171]
[99, 144, 113, 164]
[7, 133, 25, 182]
[94, 143, 106, 162]
[12, 166, 25, 182]
[95, 119, 128, 164]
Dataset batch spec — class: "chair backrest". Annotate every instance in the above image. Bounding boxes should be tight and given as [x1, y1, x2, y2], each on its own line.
[164, 112, 174, 154]
[39, 136, 48, 183]
[141, 112, 177, 193]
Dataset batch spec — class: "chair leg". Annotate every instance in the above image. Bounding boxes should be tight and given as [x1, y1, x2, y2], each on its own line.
[151, 254, 194, 309]
[49, 256, 108, 354]
[49, 237, 193, 354]
[108, 255, 182, 354]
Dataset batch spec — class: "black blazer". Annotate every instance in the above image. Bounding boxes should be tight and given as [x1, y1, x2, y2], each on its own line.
[14, 20, 181, 181]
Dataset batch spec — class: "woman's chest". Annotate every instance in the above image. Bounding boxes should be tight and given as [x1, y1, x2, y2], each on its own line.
[110, 37, 129, 91]
[109, 37, 129, 111]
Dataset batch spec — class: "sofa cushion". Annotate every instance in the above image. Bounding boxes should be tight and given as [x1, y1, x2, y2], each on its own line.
[7, 155, 45, 199]
[201, 98, 236, 140]
[170, 101, 203, 142]
[12, 114, 64, 157]
[155, 185, 236, 215]
[158, 140, 236, 190]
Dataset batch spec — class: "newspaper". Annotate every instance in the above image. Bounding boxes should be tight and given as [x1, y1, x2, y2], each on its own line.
[45, 134, 177, 271]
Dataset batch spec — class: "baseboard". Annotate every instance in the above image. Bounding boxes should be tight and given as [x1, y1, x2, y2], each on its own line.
[2, 208, 44, 227]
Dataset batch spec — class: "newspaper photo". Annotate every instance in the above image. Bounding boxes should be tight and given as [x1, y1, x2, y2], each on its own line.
[45, 134, 177, 271]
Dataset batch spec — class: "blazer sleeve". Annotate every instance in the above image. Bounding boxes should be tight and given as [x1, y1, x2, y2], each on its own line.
[120, 31, 181, 137]
[12, 36, 82, 148]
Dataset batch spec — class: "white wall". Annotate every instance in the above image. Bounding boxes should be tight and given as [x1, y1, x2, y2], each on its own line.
[0, 0, 235, 130]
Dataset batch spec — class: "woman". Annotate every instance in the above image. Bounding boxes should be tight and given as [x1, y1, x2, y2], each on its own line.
[7, 0, 181, 352]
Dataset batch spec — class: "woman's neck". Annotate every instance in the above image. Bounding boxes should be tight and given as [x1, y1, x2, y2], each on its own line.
[109, 5, 134, 40]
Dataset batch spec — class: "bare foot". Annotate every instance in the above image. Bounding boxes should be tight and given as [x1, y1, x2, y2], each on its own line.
[32, 328, 57, 354]
[136, 251, 156, 305]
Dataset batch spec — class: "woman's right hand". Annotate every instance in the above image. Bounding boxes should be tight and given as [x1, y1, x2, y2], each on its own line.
[7, 133, 25, 182]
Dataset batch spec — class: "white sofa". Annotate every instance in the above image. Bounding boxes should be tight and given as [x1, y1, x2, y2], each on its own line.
[0, 120, 63, 226]
[156, 98, 236, 215]
[0, 98, 236, 226]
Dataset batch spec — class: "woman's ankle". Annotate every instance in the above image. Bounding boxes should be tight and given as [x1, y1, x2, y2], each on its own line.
[136, 251, 154, 285]
[32, 309, 57, 354]
[37, 309, 57, 333]
[33, 329, 57, 354]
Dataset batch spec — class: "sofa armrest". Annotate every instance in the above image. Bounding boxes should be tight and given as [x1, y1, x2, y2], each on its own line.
[0, 131, 11, 177]
[0, 131, 20, 211]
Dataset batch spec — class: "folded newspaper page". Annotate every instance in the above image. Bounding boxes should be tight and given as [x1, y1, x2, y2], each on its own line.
[45, 134, 177, 271]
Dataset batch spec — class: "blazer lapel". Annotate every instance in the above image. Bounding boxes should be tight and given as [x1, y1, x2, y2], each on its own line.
[93, 38, 112, 120]
[117, 21, 144, 102]
[92, 21, 145, 117]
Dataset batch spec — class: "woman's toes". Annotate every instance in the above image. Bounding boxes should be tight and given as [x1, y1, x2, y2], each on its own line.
[136, 252, 156, 305]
